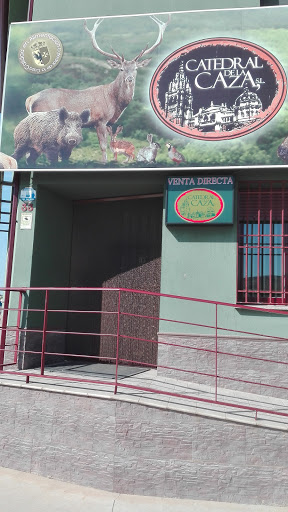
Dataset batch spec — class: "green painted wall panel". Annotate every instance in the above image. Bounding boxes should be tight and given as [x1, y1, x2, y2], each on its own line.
[9, 0, 29, 23]
[11, 176, 73, 290]
[8, 173, 36, 326]
[159, 175, 288, 338]
[10, 169, 288, 340]
[31, 0, 259, 20]
[11, 173, 35, 289]
[10, 175, 73, 329]
[27, 186, 73, 329]
[30, 187, 73, 288]
[159, 216, 238, 335]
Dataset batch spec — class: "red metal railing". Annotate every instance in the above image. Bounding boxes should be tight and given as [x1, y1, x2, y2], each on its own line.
[1, 286, 288, 421]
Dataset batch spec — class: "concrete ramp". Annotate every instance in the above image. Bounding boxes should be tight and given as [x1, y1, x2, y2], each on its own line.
[0, 370, 287, 506]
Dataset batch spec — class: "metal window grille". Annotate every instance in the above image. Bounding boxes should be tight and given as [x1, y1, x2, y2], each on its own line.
[237, 181, 288, 304]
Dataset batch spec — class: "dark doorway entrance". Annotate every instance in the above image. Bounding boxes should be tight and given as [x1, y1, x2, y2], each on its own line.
[67, 195, 163, 367]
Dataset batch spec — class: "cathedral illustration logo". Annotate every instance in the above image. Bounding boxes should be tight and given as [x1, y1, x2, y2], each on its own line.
[19, 33, 63, 74]
[150, 38, 287, 140]
[175, 188, 224, 223]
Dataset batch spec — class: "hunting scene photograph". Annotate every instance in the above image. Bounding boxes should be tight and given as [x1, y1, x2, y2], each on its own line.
[1, 6, 288, 170]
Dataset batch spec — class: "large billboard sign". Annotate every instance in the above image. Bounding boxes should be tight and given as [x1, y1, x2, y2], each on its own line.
[1, 6, 288, 171]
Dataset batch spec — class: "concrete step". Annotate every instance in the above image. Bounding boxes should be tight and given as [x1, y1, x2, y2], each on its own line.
[0, 365, 288, 430]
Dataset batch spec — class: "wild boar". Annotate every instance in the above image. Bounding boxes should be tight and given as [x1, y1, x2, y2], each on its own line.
[13, 107, 90, 165]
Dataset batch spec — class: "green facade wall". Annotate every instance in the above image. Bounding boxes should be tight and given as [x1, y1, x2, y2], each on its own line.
[30, 186, 72, 289]
[31, 0, 259, 20]
[8, 0, 260, 24]
[9, 169, 288, 340]
[10, 173, 73, 330]
[159, 171, 288, 339]
[12, 173, 73, 290]
[8, 0, 29, 23]
[11, 170, 165, 291]
[11, 173, 35, 289]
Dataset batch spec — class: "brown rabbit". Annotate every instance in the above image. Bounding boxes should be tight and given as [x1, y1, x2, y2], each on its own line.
[106, 126, 135, 162]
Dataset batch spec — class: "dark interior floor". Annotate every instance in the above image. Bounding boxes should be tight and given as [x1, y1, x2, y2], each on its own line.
[45, 361, 148, 380]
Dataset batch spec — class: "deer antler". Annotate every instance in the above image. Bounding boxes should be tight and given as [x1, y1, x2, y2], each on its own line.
[84, 18, 122, 61]
[133, 14, 171, 61]
[84, 14, 171, 62]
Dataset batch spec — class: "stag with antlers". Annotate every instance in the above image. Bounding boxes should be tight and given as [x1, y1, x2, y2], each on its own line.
[25, 15, 170, 163]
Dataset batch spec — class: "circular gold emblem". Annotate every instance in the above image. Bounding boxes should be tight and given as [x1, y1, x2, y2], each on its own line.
[18, 33, 63, 74]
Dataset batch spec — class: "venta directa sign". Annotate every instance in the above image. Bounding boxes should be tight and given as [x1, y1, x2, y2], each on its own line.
[1, 7, 288, 170]
[166, 176, 235, 225]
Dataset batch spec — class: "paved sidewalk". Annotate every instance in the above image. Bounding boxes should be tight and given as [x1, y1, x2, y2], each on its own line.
[0, 466, 287, 512]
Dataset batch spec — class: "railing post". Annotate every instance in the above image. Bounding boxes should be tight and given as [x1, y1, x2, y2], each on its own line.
[40, 290, 49, 376]
[14, 291, 23, 365]
[215, 303, 218, 402]
[0, 174, 20, 370]
[114, 290, 121, 395]
[0, 294, 8, 371]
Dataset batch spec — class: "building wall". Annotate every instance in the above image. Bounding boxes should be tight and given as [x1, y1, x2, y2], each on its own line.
[157, 333, 288, 398]
[11, 173, 73, 292]
[31, 0, 260, 21]
[10, 174, 73, 368]
[7, 0, 288, 363]
[8, 0, 29, 23]
[10, 171, 288, 348]
[9, 171, 166, 367]
[11, 171, 165, 290]
[10, 173, 36, 290]
[30, 185, 73, 290]
[24, 185, 73, 368]
[159, 171, 288, 339]
[0, 385, 288, 506]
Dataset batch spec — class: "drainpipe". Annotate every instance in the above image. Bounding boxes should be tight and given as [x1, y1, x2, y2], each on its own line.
[28, 0, 34, 21]
[0, 0, 8, 105]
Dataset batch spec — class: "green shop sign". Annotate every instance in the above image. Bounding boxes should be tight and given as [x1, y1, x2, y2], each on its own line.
[166, 176, 234, 225]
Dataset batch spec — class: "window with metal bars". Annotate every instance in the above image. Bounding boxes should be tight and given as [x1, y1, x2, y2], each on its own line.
[237, 182, 288, 304]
